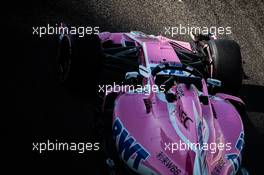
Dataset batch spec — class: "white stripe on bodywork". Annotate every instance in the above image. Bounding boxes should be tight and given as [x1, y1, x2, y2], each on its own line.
[166, 99, 209, 175]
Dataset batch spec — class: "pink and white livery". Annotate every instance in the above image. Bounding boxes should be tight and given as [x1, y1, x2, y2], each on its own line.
[57, 31, 248, 175]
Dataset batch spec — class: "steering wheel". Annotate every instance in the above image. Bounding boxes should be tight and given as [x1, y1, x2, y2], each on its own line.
[151, 63, 203, 92]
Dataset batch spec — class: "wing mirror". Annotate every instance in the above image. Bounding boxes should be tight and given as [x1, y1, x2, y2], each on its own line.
[125, 72, 140, 79]
[206, 78, 221, 87]
[125, 72, 143, 85]
[138, 65, 151, 78]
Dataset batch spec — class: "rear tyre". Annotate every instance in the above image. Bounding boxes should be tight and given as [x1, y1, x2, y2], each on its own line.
[208, 39, 242, 95]
[56, 33, 103, 101]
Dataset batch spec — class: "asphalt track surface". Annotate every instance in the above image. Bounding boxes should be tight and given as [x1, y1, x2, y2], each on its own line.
[10, 0, 264, 174]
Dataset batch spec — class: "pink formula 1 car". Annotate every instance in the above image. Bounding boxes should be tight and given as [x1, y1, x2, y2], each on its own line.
[57, 31, 248, 175]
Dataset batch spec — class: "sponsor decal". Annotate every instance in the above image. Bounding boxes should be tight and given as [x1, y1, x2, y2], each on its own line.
[176, 86, 184, 99]
[157, 69, 184, 76]
[177, 104, 193, 129]
[156, 151, 181, 175]
[225, 132, 244, 173]
[113, 118, 150, 170]
[211, 157, 226, 175]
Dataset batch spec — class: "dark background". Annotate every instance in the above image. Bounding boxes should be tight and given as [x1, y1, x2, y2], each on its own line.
[9, 0, 263, 174]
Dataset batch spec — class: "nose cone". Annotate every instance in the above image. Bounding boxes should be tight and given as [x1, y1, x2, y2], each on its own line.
[149, 84, 206, 174]
[113, 84, 210, 174]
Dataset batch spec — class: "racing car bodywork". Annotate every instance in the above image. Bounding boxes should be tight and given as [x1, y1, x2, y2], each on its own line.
[57, 31, 247, 175]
